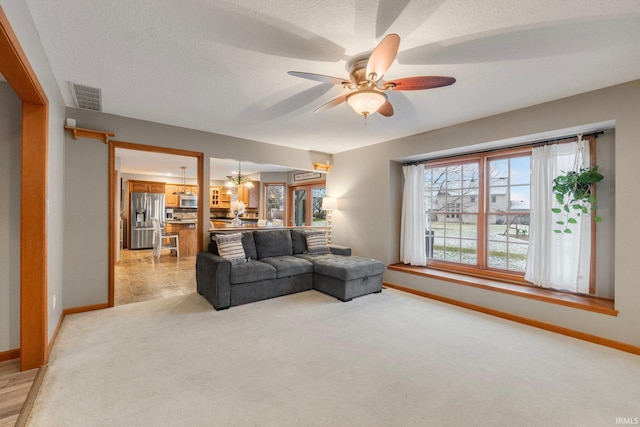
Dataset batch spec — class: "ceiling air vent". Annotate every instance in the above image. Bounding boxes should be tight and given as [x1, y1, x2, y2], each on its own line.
[70, 82, 102, 111]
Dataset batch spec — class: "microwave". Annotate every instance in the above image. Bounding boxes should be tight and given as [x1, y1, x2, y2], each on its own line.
[179, 194, 198, 208]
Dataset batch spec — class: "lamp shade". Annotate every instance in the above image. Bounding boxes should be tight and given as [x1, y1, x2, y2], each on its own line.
[346, 90, 387, 116]
[322, 197, 337, 211]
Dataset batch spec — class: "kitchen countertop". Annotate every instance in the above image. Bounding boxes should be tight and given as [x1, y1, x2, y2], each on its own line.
[166, 219, 197, 224]
[207, 225, 326, 232]
[207, 225, 284, 232]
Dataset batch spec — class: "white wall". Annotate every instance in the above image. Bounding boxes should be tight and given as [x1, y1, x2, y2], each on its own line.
[0, 82, 21, 353]
[330, 80, 640, 347]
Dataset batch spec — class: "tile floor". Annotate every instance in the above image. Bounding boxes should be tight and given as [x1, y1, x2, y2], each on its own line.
[114, 249, 196, 306]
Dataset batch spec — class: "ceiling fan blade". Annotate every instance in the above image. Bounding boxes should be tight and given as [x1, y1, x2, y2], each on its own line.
[365, 33, 400, 82]
[314, 94, 348, 112]
[377, 100, 394, 117]
[288, 71, 351, 86]
[385, 76, 456, 91]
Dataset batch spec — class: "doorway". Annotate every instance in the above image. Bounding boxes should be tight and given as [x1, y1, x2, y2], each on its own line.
[1, 7, 49, 370]
[109, 141, 204, 307]
[288, 182, 326, 226]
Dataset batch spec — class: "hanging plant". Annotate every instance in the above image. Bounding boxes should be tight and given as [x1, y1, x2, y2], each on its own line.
[551, 166, 604, 233]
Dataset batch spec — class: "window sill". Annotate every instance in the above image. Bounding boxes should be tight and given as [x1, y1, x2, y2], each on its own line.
[387, 263, 617, 316]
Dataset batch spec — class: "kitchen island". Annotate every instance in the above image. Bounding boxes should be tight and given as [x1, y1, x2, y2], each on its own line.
[165, 220, 198, 256]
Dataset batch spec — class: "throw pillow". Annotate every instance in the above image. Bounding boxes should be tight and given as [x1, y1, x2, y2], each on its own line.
[305, 230, 330, 255]
[215, 233, 247, 265]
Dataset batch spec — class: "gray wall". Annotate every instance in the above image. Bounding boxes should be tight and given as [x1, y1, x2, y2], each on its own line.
[0, 82, 21, 352]
[5, 1, 638, 353]
[331, 80, 640, 347]
[61, 108, 324, 308]
[1, 1, 67, 346]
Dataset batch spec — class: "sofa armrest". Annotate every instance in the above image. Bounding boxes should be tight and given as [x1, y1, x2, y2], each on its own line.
[328, 245, 351, 256]
[196, 251, 232, 310]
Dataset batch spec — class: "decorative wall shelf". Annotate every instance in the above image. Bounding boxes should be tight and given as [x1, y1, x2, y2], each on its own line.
[313, 162, 332, 172]
[64, 126, 114, 144]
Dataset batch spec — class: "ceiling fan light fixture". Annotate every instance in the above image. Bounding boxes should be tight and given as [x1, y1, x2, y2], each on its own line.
[346, 90, 387, 117]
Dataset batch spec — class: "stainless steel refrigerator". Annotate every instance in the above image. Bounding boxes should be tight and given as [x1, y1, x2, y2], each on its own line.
[130, 192, 165, 249]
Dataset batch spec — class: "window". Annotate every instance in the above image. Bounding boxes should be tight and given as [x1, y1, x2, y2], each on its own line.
[413, 132, 614, 298]
[264, 183, 285, 222]
[288, 183, 326, 226]
[425, 147, 531, 277]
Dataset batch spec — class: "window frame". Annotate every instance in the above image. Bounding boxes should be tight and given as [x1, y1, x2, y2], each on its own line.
[287, 181, 326, 227]
[422, 139, 602, 292]
[424, 146, 535, 285]
[263, 182, 286, 222]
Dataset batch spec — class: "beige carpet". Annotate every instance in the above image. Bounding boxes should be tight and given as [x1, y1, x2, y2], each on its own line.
[27, 288, 640, 426]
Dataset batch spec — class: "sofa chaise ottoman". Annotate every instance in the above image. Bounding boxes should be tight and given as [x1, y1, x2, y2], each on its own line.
[299, 254, 385, 301]
[196, 228, 386, 309]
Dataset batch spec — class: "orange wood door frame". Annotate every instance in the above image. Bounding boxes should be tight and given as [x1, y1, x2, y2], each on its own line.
[0, 6, 49, 370]
[108, 141, 204, 307]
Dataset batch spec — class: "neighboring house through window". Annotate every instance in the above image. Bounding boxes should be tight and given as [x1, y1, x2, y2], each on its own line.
[425, 148, 531, 274]
[418, 132, 614, 297]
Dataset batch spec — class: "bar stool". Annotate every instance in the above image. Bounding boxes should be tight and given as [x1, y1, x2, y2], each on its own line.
[152, 218, 179, 258]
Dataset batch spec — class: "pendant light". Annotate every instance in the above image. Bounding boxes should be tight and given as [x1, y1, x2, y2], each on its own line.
[173, 166, 193, 195]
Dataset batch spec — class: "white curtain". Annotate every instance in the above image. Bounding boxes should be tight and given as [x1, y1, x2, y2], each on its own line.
[401, 164, 427, 266]
[525, 140, 591, 293]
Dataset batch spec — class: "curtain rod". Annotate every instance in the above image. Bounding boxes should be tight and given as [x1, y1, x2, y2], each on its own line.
[403, 131, 604, 166]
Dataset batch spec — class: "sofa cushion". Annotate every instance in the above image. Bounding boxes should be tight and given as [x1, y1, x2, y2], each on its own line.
[210, 231, 257, 260]
[230, 260, 277, 284]
[290, 229, 307, 254]
[253, 229, 293, 259]
[215, 233, 247, 265]
[260, 256, 314, 278]
[304, 229, 330, 255]
[312, 256, 386, 281]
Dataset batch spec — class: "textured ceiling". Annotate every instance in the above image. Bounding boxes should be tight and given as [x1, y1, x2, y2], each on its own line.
[25, 0, 640, 154]
[116, 148, 293, 180]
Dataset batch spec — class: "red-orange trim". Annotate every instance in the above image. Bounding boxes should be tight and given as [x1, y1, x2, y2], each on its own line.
[384, 282, 637, 355]
[387, 263, 616, 315]
[108, 140, 204, 307]
[1, 6, 50, 371]
[0, 348, 20, 362]
[63, 303, 110, 316]
[46, 304, 109, 357]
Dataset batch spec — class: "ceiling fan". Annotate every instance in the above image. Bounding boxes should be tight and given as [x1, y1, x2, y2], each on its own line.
[288, 34, 456, 118]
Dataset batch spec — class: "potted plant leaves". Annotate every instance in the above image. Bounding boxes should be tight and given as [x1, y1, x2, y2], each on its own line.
[551, 166, 604, 233]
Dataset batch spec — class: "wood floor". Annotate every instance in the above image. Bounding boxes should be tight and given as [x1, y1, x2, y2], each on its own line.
[114, 249, 196, 306]
[0, 360, 38, 427]
[0, 249, 196, 425]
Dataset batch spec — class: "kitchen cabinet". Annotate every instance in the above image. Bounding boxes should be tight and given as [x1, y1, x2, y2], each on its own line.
[187, 185, 198, 196]
[210, 187, 220, 208]
[129, 180, 165, 194]
[165, 185, 180, 208]
[165, 222, 197, 256]
[130, 181, 148, 192]
[148, 182, 165, 194]
[219, 192, 231, 208]
[210, 186, 231, 208]
[238, 181, 259, 208]
[166, 184, 199, 208]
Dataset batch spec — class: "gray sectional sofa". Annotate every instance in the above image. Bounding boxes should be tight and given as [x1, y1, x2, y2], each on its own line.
[196, 228, 385, 310]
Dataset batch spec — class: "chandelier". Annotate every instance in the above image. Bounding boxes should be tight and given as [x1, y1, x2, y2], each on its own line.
[224, 162, 255, 188]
